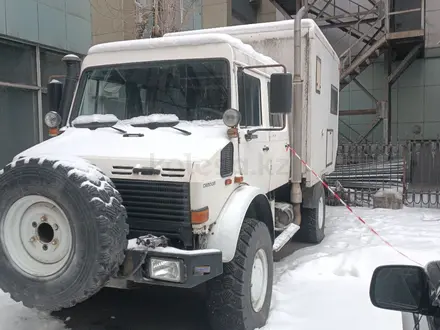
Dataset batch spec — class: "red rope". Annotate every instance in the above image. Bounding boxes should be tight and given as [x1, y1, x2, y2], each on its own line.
[285, 144, 422, 266]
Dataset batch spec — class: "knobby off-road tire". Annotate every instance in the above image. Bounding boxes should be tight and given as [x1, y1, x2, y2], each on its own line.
[0, 156, 128, 311]
[206, 218, 274, 330]
[296, 183, 326, 244]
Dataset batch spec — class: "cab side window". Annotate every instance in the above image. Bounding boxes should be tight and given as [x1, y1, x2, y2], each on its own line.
[238, 70, 261, 127]
[330, 85, 338, 115]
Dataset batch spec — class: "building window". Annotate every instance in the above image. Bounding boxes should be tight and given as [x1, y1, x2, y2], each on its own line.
[331, 84, 338, 115]
[0, 40, 36, 86]
[238, 70, 261, 127]
[40, 50, 66, 87]
[0, 87, 38, 167]
[0, 37, 81, 168]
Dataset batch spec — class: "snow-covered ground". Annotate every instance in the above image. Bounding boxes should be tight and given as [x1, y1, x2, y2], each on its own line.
[1, 205, 439, 330]
[264, 206, 440, 330]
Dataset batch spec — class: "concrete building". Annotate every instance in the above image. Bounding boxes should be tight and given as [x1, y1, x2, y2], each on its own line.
[333, 0, 440, 144]
[0, 0, 92, 168]
[90, 0, 281, 44]
[269, 0, 436, 144]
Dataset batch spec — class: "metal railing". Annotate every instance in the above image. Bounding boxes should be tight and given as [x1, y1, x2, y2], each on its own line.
[387, 0, 424, 34]
[339, 4, 385, 73]
[326, 140, 440, 208]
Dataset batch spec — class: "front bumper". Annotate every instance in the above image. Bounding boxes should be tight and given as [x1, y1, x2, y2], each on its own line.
[115, 246, 223, 288]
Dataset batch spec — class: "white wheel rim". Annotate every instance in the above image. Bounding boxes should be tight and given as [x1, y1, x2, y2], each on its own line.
[318, 196, 325, 229]
[1, 195, 73, 278]
[250, 248, 269, 313]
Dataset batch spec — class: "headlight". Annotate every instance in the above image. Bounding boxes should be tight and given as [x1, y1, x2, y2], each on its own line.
[149, 258, 183, 283]
[44, 111, 62, 128]
[223, 108, 241, 127]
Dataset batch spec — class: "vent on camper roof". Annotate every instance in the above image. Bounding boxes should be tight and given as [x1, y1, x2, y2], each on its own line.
[111, 165, 186, 178]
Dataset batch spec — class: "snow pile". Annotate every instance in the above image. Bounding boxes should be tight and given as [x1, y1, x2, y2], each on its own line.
[0, 294, 64, 330]
[89, 33, 279, 69]
[421, 212, 440, 222]
[374, 187, 403, 200]
[179, 119, 224, 127]
[72, 114, 119, 126]
[121, 114, 179, 126]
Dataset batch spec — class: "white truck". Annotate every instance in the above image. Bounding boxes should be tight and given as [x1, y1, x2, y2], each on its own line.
[0, 10, 339, 330]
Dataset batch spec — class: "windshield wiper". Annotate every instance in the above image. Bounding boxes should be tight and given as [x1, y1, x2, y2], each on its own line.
[130, 121, 192, 136]
[168, 126, 192, 136]
[110, 126, 127, 134]
[72, 118, 145, 137]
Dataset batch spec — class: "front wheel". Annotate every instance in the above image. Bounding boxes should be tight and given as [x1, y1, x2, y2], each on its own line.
[0, 157, 128, 311]
[206, 218, 274, 330]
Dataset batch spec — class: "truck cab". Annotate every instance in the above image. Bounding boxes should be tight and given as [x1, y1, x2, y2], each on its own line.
[0, 17, 339, 330]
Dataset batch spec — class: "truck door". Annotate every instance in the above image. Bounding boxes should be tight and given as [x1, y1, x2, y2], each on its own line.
[237, 70, 271, 192]
[267, 81, 290, 191]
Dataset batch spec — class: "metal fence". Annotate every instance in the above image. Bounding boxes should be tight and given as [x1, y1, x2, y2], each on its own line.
[325, 140, 440, 208]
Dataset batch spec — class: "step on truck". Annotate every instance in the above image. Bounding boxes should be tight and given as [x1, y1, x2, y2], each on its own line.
[0, 10, 339, 330]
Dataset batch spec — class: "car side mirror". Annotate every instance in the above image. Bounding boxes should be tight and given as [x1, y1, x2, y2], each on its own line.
[369, 265, 437, 316]
[426, 261, 440, 307]
[269, 73, 292, 114]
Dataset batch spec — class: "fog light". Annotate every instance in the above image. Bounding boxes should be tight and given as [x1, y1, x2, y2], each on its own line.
[44, 111, 61, 128]
[149, 258, 183, 283]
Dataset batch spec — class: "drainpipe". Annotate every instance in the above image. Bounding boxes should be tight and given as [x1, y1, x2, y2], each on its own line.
[291, 6, 306, 226]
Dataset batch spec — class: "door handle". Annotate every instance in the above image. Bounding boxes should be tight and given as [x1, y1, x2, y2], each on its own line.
[263, 146, 269, 152]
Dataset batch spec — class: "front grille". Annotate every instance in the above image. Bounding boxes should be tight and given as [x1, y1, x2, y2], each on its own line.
[112, 179, 192, 247]
[111, 165, 186, 178]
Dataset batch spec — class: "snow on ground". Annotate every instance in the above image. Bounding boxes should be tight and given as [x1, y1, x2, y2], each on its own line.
[263, 206, 440, 330]
[0, 206, 439, 329]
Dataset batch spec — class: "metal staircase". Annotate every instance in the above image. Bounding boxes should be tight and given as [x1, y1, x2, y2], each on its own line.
[340, 33, 388, 90]
[268, 0, 425, 144]
[270, 0, 390, 90]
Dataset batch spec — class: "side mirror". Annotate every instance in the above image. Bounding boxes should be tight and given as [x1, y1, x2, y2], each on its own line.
[270, 73, 292, 114]
[48, 79, 63, 115]
[369, 265, 436, 316]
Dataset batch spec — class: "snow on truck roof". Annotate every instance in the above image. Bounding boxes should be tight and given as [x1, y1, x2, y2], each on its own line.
[166, 19, 317, 38]
[166, 19, 338, 59]
[88, 33, 278, 65]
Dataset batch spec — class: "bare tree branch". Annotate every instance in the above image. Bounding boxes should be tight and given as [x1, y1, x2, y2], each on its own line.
[90, 0, 199, 40]
[134, 0, 199, 38]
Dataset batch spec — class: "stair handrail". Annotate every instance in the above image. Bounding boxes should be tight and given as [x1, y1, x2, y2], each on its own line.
[338, 1, 385, 68]
[340, 13, 385, 70]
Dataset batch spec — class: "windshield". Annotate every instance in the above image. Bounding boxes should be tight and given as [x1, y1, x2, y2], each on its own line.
[70, 59, 230, 124]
